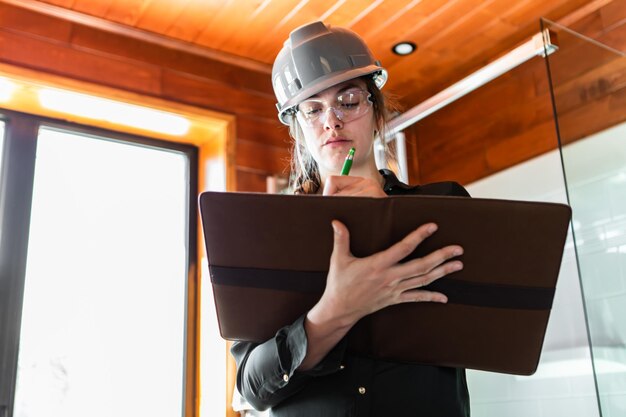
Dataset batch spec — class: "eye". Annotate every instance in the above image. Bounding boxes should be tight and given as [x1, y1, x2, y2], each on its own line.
[337, 93, 361, 109]
[339, 102, 359, 109]
[299, 102, 323, 117]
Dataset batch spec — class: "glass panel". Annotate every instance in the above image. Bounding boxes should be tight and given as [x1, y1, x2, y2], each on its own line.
[545, 18, 626, 417]
[0, 119, 4, 243]
[0, 120, 4, 158]
[14, 127, 189, 417]
[466, 149, 599, 417]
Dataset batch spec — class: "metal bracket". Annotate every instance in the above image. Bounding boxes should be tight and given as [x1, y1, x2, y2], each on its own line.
[538, 28, 559, 57]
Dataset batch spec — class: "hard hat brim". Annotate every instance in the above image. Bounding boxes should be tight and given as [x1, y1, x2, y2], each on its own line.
[278, 65, 387, 125]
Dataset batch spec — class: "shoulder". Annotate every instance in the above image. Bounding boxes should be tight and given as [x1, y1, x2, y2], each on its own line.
[417, 181, 471, 197]
[379, 169, 470, 197]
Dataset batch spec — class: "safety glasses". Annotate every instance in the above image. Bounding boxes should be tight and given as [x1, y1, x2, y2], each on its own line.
[296, 89, 373, 127]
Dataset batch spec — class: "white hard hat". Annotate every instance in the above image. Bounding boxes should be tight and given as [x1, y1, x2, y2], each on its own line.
[272, 21, 388, 125]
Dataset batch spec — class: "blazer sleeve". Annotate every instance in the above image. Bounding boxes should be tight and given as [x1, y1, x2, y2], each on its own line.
[231, 314, 348, 411]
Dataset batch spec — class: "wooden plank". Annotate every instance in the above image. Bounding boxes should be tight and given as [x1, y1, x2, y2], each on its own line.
[40, 0, 76, 7]
[160, 71, 277, 119]
[556, 0, 615, 27]
[1, 0, 272, 74]
[235, 139, 291, 174]
[104, 0, 153, 26]
[452, 20, 523, 64]
[254, 0, 354, 62]
[235, 169, 271, 192]
[389, 51, 464, 105]
[485, 120, 558, 171]
[368, 0, 465, 74]
[214, 0, 301, 57]
[594, 20, 626, 52]
[414, 0, 495, 52]
[236, 116, 290, 149]
[352, 0, 421, 38]
[0, 29, 161, 95]
[483, 0, 537, 18]
[499, 0, 587, 27]
[553, 56, 626, 115]
[405, 58, 554, 185]
[0, 2, 73, 41]
[415, 85, 521, 141]
[133, 0, 191, 34]
[165, 0, 227, 43]
[417, 81, 543, 151]
[321, 0, 380, 27]
[255, 0, 390, 63]
[192, 0, 257, 49]
[420, 146, 488, 185]
[548, 30, 622, 86]
[72, 0, 112, 17]
[425, 9, 504, 56]
[557, 86, 626, 144]
[69, 25, 274, 96]
[566, 9, 606, 38]
[599, 0, 626, 28]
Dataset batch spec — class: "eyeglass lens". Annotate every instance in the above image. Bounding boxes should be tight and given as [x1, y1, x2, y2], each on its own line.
[298, 90, 372, 125]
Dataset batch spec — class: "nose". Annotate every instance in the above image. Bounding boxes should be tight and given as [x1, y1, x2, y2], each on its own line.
[323, 107, 343, 130]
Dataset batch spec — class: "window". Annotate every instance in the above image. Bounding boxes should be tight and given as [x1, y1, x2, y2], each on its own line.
[0, 113, 197, 417]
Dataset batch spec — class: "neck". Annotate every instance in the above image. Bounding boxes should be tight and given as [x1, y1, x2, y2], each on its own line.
[319, 158, 383, 191]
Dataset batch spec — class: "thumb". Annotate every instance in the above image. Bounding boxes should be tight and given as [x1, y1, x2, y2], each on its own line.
[331, 220, 351, 258]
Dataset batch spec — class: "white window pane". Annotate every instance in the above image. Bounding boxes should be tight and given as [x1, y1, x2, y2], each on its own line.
[14, 127, 189, 417]
[0, 119, 4, 171]
[0, 120, 5, 241]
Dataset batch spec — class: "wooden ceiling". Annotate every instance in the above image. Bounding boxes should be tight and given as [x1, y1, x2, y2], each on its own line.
[18, 0, 599, 109]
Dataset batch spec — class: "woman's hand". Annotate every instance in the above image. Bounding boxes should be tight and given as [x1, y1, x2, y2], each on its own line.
[299, 220, 463, 370]
[323, 175, 387, 197]
[317, 220, 462, 326]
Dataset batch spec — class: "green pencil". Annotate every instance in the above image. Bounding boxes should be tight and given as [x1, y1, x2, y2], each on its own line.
[340, 147, 355, 175]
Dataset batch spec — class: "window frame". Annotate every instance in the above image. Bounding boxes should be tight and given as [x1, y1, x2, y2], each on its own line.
[0, 109, 199, 417]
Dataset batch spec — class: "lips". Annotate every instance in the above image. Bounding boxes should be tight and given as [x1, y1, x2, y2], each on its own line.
[323, 136, 351, 146]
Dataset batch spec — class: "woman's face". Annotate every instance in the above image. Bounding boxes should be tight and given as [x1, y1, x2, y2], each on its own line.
[296, 79, 377, 176]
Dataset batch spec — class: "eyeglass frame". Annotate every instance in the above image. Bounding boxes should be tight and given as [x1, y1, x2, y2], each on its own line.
[294, 88, 374, 127]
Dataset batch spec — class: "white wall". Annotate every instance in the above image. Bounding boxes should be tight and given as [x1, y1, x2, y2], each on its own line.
[465, 150, 600, 417]
[465, 121, 626, 417]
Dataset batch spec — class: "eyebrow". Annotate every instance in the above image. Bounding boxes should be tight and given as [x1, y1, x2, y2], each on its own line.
[309, 83, 363, 99]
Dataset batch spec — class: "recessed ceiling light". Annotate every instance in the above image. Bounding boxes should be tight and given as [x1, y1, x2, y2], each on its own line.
[392, 41, 417, 56]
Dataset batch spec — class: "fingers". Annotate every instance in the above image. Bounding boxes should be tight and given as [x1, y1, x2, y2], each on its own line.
[393, 244, 463, 281]
[323, 176, 358, 196]
[397, 259, 463, 293]
[374, 223, 439, 266]
[330, 220, 351, 260]
[328, 220, 462, 309]
[399, 290, 448, 304]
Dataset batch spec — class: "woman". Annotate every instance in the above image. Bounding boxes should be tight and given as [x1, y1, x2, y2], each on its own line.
[232, 21, 470, 416]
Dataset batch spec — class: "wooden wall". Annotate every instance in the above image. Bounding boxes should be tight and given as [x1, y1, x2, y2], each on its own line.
[1, 1, 624, 192]
[404, 0, 626, 186]
[0, 2, 290, 192]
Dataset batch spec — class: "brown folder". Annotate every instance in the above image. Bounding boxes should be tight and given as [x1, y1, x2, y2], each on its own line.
[199, 191, 571, 375]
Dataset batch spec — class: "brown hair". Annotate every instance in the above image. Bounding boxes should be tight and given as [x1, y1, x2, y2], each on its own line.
[286, 76, 399, 194]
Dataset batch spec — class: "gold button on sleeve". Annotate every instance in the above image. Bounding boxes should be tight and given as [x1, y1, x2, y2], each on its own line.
[283, 373, 289, 382]
[358, 386, 366, 395]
